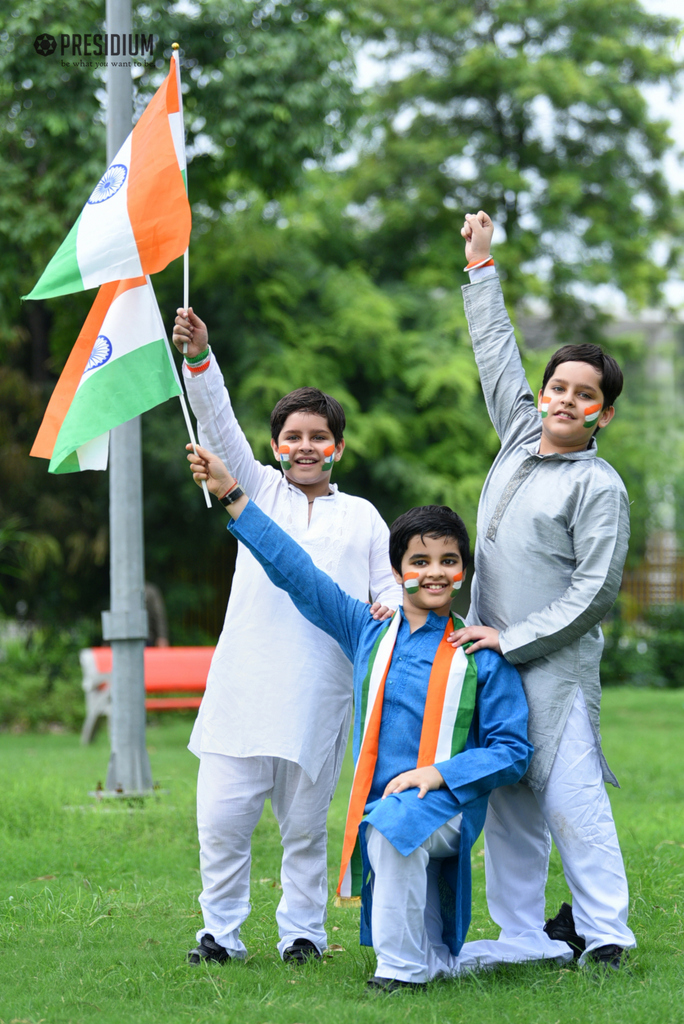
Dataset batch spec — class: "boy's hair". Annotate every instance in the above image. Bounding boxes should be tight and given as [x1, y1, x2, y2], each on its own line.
[389, 505, 470, 574]
[270, 387, 346, 444]
[541, 344, 624, 409]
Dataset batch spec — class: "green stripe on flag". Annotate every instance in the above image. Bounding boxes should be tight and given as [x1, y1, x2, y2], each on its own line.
[52, 450, 81, 475]
[49, 339, 180, 473]
[23, 214, 85, 301]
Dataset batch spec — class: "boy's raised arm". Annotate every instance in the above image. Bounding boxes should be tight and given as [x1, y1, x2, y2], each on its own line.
[187, 445, 369, 660]
[460, 213, 539, 444]
[173, 308, 267, 498]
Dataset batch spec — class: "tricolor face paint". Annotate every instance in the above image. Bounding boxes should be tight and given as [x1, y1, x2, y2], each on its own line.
[450, 571, 464, 597]
[540, 395, 551, 418]
[583, 403, 602, 429]
[277, 444, 292, 470]
[403, 572, 420, 594]
[322, 444, 336, 471]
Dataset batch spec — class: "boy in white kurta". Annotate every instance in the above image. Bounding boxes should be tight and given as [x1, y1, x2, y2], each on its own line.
[449, 212, 635, 971]
[172, 310, 401, 964]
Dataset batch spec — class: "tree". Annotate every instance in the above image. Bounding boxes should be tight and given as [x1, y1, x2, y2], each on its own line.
[1, 0, 681, 632]
[344, 0, 683, 323]
[0, 0, 360, 625]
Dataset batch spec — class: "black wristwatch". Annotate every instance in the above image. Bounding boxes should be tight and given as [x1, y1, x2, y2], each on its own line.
[220, 485, 245, 507]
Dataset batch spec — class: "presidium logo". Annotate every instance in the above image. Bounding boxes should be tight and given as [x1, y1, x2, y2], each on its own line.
[34, 32, 154, 59]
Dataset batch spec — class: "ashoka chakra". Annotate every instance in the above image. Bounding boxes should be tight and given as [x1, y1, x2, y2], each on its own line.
[88, 164, 127, 204]
[85, 335, 113, 372]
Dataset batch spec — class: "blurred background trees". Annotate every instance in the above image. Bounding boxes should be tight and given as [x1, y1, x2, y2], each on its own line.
[1, 0, 683, 661]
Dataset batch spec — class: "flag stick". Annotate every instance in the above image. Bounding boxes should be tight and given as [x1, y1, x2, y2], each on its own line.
[178, 393, 212, 508]
[182, 248, 189, 355]
[173, 41, 190, 355]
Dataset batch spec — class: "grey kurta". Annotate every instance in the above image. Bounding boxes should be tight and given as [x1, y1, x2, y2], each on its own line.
[462, 274, 630, 790]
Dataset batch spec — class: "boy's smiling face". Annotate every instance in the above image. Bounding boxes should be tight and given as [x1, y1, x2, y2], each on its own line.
[538, 360, 615, 454]
[392, 534, 465, 619]
[271, 411, 344, 486]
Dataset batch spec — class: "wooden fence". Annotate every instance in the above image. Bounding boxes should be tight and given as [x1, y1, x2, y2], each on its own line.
[620, 559, 684, 618]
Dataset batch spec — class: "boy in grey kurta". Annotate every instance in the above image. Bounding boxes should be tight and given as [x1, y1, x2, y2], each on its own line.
[449, 211, 635, 971]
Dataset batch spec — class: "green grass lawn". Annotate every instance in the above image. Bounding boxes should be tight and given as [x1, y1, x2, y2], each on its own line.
[1, 687, 683, 1023]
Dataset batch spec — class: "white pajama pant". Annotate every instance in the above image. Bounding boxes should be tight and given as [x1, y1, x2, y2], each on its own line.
[196, 744, 341, 959]
[456, 688, 636, 970]
[366, 814, 463, 983]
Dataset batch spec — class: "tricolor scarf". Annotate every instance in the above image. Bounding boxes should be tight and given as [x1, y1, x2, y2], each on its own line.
[337, 610, 478, 899]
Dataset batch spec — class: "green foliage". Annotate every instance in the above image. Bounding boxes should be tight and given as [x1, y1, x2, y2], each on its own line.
[346, 0, 683, 318]
[1, 0, 682, 634]
[0, 619, 96, 729]
[601, 602, 661, 687]
[601, 601, 684, 689]
[644, 603, 684, 688]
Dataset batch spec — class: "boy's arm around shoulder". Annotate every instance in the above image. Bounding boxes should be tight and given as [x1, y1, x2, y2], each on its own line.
[434, 648, 532, 803]
[499, 477, 629, 665]
[228, 499, 371, 661]
[462, 272, 539, 444]
[367, 505, 404, 607]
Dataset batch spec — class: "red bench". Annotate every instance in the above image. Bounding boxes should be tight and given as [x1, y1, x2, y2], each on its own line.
[80, 646, 214, 743]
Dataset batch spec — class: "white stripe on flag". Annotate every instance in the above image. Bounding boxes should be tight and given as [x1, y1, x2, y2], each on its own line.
[77, 135, 143, 289]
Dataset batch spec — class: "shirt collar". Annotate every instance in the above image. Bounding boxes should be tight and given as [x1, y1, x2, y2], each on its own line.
[397, 606, 452, 633]
[284, 478, 339, 497]
[521, 434, 598, 461]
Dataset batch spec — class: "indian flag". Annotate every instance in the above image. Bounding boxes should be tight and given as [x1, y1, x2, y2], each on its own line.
[30, 277, 181, 473]
[322, 444, 335, 470]
[277, 445, 292, 469]
[541, 396, 551, 418]
[24, 54, 190, 301]
[403, 572, 420, 594]
[450, 571, 463, 594]
[583, 403, 602, 428]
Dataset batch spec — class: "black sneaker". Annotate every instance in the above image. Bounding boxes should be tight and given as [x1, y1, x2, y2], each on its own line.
[588, 944, 627, 972]
[187, 933, 231, 965]
[282, 938, 322, 964]
[366, 976, 425, 993]
[543, 902, 586, 959]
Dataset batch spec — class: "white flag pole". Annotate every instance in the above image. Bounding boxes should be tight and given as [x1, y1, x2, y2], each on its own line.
[173, 42, 190, 356]
[170, 43, 211, 508]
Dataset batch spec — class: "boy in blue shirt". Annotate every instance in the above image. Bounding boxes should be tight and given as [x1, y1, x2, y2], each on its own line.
[185, 443, 533, 989]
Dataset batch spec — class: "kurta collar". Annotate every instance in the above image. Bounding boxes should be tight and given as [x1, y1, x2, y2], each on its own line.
[520, 434, 598, 461]
[283, 477, 339, 498]
[397, 606, 452, 634]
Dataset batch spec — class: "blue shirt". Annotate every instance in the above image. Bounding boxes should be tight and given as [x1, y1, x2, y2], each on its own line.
[370, 609, 451, 804]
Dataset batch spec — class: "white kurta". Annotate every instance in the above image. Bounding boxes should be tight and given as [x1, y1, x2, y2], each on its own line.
[185, 355, 401, 783]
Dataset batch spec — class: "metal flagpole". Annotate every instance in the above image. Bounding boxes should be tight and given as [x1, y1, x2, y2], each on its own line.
[101, 0, 153, 795]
